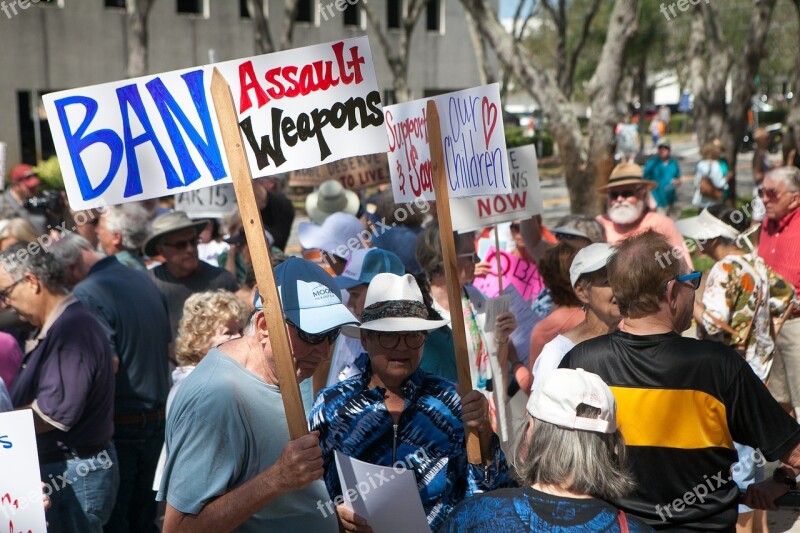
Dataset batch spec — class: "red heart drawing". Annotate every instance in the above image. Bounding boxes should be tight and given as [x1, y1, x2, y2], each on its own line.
[482, 97, 497, 150]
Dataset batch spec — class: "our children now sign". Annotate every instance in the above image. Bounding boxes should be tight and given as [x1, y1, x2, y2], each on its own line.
[43, 37, 388, 210]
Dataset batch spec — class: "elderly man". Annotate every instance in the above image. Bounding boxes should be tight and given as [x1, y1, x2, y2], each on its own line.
[597, 162, 690, 266]
[0, 243, 118, 532]
[560, 230, 800, 530]
[157, 257, 358, 531]
[49, 234, 171, 533]
[644, 140, 682, 216]
[759, 166, 800, 419]
[0, 164, 46, 232]
[144, 211, 238, 338]
[97, 203, 152, 270]
[310, 273, 510, 531]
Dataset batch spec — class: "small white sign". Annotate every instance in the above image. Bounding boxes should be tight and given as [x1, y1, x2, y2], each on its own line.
[174, 183, 237, 218]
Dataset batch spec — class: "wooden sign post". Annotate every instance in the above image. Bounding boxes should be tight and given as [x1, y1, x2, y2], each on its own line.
[494, 228, 504, 294]
[427, 100, 482, 465]
[210, 68, 308, 439]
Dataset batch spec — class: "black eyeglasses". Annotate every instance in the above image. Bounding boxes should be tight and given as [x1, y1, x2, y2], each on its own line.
[287, 320, 341, 345]
[608, 189, 638, 200]
[162, 237, 199, 250]
[0, 278, 23, 304]
[368, 331, 427, 350]
[663, 271, 702, 292]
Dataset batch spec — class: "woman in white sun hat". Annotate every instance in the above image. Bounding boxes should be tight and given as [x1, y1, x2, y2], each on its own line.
[309, 273, 511, 532]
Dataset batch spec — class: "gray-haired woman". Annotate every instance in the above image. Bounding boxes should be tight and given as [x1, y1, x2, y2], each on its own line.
[441, 368, 653, 532]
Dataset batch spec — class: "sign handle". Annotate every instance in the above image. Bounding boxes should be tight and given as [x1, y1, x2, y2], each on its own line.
[427, 100, 483, 465]
[494, 226, 503, 294]
[210, 68, 308, 440]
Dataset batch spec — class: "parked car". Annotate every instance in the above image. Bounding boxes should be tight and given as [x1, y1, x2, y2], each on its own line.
[740, 123, 783, 154]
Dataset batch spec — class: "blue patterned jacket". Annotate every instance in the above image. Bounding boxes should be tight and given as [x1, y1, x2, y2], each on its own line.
[309, 354, 511, 530]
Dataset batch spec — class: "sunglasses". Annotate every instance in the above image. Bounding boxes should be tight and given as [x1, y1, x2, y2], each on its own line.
[457, 252, 480, 263]
[662, 271, 702, 292]
[554, 232, 585, 241]
[757, 187, 789, 202]
[368, 331, 427, 350]
[162, 237, 199, 250]
[608, 189, 639, 200]
[287, 320, 341, 345]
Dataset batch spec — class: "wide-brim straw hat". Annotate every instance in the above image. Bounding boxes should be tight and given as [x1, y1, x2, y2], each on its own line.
[305, 179, 360, 225]
[143, 211, 209, 257]
[342, 273, 449, 337]
[597, 162, 657, 193]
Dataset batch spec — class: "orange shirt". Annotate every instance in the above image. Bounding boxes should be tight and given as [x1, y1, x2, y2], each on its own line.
[597, 210, 691, 268]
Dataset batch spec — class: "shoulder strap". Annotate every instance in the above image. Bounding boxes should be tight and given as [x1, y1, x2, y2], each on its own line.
[617, 509, 629, 533]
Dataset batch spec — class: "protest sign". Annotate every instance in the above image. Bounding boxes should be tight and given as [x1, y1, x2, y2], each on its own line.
[44, 37, 388, 210]
[503, 284, 538, 367]
[472, 246, 545, 305]
[451, 144, 542, 233]
[386, 84, 511, 203]
[0, 142, 6, 190]
[0, 410, 48, 533]
[174, 183, 237, 218]
[289, 153, 389, 189]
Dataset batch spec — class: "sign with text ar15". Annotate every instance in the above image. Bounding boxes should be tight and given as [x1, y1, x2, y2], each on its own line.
[43, 37, 388, 210]
[385, 84, 511, 202]
[0, 410, 47, 533]
[451, 145, 542, 232]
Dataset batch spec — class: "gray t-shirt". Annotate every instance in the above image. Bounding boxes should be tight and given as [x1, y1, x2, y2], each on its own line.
[157, 348, 337, 533]
[148, 262, 239, 338]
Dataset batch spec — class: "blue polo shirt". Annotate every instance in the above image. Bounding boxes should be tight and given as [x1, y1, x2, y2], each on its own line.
[73, 256, 171, 415]
[10, 298, 115, 454]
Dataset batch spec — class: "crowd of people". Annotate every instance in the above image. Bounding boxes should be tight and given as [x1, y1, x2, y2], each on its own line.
[0, 132, 799, 533]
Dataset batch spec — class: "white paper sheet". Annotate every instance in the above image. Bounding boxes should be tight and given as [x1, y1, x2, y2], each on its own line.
[0, 410, 47, 533]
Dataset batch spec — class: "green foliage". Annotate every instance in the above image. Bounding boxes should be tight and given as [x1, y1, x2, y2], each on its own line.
[33, 156, 64, 191]
[532, 131, 555, 157]
[504, 126, 555, 157]
[668, 113, 692, 134]
[504, 126, 533, 148]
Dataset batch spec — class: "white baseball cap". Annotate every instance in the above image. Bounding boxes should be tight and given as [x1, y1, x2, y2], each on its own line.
[527, 368, 617, 434]
[569, 243, 615, 287]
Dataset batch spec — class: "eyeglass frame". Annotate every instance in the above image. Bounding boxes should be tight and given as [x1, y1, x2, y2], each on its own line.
[161, 236, 200, 250]
[286, 320, 341, 345]
[366, 330, 428, 350]
[662, 271, 702, 292]
[756, 186, 792, 202]
[0, 277, 23, 304]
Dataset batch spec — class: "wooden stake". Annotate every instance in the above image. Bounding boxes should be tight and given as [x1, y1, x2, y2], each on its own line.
[427, 100, 482, 465]
[210, 68, 308, 440]
[494, 226, 503, 294]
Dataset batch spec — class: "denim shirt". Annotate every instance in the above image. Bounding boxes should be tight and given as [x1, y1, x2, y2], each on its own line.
[309, 354, 511, 530]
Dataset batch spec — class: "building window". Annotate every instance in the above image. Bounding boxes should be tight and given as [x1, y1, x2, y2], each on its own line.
[426, 0, 443, 33]
[177, 0, 205, 15]
[105, 0, 126, 7]
[295, 0, 313, 22]
[387, 0, 401, 29]
[38, 0, 64, 6]
[343, 3, 359, 26]
[240, 0, 250, 18]
[18, 91, 58, 166]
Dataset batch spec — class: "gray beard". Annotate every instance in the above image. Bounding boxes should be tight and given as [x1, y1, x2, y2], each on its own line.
[608, 202, 644, 225]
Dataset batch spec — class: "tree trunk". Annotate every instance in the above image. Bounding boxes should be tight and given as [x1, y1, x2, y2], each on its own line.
[126, 0, 156, 78]
[247, 0, 275, 54]
[464, 10, 494, 85]
[280, 0, 300, 50]
[788, 1, 800, 151]
[585, 0, 638, 213]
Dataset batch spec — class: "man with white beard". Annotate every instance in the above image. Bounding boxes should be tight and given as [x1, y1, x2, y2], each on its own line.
[597, 162, 690, 267]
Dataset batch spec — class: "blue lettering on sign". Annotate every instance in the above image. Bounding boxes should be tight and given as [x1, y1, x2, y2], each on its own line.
[146, 71, 227, 186]
[53, 69, 227, 202]
[55, 96, 124, 201]
[0, 435, 11, 449]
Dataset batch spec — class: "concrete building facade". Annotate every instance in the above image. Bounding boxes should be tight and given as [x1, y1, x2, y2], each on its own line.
[0, 0, 488, 171]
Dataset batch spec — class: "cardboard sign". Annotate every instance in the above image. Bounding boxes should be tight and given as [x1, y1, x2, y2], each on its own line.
[43, 37, 388, 210]
[451, 145, 542, 233]
[289, 153, 389, 189]
[472, 246, 545, 305]
[386, 84, 511, 203]
[174, 183, 237, 218]
[0, 410, 48, 533]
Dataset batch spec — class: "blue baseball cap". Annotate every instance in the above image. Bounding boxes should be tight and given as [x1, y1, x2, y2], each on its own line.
[253, 257, 358, 334]
[335, 248, 405, 290]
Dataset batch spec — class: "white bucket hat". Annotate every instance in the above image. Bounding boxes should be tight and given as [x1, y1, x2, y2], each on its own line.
[527, 368, 617, 434]
[305, 179, 360, 225]
[342, 273, 449, 337]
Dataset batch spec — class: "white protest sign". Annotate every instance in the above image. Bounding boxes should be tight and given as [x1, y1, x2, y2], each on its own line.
[0, 410, 48, 533]
[43, 37, 388, 210]
[174, 183, 237, 218]
[386, 84, 511, 202]
[451, 144, 542, 233]
[0, 142, 6, 190]
[335, 451, 430, 533]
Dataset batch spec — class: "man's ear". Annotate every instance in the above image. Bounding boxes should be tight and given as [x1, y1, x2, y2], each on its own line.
[254, 310, 269, 343]
[112, 231, 123, 248]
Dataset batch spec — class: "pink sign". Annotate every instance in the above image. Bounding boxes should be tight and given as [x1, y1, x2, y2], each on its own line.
[473, 247, 544, 304]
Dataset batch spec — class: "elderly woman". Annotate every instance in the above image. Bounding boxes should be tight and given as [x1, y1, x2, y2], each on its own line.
[532, 243, 620, 391]
[310, 273, 510, 531]
[441, 368, 652, 532]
